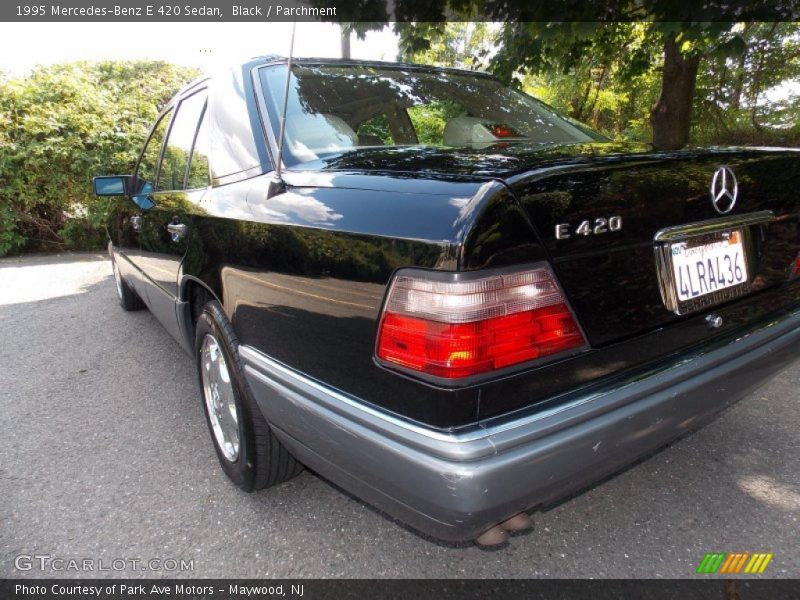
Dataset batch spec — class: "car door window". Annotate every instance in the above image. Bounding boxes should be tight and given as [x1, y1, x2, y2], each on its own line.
[136, 109, 172, 195]
[157, 90, 207, 191]
[186, 106, 211, 189]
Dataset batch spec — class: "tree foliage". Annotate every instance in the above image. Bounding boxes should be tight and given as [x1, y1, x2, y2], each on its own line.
[399, 21, 800, 149]
[693, 22, 800, 144]
[0, 61, 198, 255]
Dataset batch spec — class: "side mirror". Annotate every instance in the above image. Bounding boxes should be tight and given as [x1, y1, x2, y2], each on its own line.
[93, 175, 132, 197]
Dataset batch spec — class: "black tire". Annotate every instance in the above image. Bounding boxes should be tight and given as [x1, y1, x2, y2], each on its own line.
[195, 300, 302, 491]
[112, 257, 145, 311]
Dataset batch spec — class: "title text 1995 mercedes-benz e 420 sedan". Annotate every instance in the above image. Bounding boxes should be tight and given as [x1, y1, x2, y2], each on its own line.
[94, 56, 800, 546]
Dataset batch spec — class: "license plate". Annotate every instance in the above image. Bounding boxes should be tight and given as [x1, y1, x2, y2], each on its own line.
[670, 230, 748, 303]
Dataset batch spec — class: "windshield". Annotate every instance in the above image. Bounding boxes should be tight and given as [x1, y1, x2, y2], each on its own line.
[259, 63, 605, 166]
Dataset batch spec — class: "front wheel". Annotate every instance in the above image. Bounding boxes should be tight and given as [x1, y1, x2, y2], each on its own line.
[195, 300, 302, 491]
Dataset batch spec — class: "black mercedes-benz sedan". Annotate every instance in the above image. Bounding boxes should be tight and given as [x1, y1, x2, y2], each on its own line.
[94, 56, 800, 546]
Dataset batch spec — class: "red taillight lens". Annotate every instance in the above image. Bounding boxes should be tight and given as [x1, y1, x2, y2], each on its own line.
[376, 266, 586, 379]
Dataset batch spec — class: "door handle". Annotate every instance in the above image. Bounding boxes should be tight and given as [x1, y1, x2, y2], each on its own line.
[166, 222, 188, 242]
[130, 215, 142, 231]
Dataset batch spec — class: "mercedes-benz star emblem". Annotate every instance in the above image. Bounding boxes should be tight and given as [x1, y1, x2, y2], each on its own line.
[710, 166, 738, 214]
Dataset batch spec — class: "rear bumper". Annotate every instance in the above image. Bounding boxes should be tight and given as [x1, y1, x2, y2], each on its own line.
[240, 306, 800, 542]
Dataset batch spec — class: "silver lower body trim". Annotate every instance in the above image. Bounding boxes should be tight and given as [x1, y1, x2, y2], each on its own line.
[239, 306, 800, 542]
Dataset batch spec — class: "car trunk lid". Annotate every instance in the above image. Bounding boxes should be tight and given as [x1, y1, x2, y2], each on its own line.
[505, 146, 800, 345]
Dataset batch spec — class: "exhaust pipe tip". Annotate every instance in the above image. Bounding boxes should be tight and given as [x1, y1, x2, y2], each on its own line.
[474, 512, 533, 548]
[499, 512, 532, 533]
[474, 525, 509, 548]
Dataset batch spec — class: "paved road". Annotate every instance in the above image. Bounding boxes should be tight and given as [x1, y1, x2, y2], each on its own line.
[1, 252, 799, 578]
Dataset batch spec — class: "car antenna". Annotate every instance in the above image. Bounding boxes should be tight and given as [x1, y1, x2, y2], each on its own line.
[269, 20, 296, 198]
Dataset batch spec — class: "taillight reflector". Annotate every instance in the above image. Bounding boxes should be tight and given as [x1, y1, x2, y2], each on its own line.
[376, 266, 585, 379]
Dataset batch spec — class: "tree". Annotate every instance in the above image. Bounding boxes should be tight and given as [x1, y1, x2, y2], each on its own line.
[694, 22, 800, 144]
[435, 20, 749, 150]
[647, 22, 756, 149]
[379, 0, 796, 150]
[341, 24, 351, 59]
[398, 19, 799, 148]
[399, 22, 498, 69]
[649, 31, 701, 149]
[0, 61, 198, 255]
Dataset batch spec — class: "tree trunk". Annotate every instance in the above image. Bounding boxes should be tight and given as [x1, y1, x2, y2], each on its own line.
[748, 22, 779, 133]
[340, 25, 351, 59]
[731, 22, 754, 110]
[573, 79, 593, 121]
[731, 52, 746, 109]
[650, 34, 701, 151]
[586, 64, 608, 127]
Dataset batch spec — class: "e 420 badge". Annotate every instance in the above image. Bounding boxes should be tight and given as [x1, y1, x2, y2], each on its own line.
[555, 216, 623, 240]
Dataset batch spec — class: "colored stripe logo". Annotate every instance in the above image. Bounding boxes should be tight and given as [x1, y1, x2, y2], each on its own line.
[696, 552, 773, 574]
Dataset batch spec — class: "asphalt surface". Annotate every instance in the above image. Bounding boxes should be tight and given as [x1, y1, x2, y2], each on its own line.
[1, 251, 799, 578]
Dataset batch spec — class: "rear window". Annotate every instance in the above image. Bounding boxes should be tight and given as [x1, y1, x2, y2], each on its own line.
[259, 64, 603, 166]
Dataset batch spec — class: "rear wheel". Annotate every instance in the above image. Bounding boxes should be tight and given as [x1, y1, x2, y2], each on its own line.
[112, 257, 145, 311]
[195, 300, 302, 491]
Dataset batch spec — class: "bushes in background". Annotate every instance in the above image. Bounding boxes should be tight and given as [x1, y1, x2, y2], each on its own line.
[0, 61, 198, 256]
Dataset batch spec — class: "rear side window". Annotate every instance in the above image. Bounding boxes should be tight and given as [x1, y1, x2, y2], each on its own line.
[205, 68, 271, 184]
[136, 109, 172, 192]
[157, 90, 207, 191]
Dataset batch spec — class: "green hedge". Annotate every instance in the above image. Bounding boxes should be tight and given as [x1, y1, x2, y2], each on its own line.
[0, 61, 198, 256]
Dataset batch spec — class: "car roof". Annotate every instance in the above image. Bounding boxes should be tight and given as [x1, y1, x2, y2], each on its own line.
[244, 55, 498, 80]
[174, 56, 496, 101]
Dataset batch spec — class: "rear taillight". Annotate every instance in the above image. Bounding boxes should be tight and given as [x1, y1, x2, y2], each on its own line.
[376, 265, 586, 380]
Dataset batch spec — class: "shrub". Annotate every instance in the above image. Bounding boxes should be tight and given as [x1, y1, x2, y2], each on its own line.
[0, 61, 199, 256]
